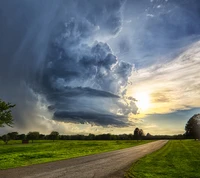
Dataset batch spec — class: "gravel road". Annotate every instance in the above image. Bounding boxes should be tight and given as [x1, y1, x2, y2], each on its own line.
[0, 140, 168, 178]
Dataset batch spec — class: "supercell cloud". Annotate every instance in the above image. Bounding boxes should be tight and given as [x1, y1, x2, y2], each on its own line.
[37, 0, 134, 126]
[0, 0, 135, 131]
[1, 0, 200, 133]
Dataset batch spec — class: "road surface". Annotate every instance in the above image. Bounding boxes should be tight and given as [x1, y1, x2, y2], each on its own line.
[0, 140, 168, 178]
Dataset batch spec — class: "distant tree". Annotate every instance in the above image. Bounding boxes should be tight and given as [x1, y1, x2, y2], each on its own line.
[134, 128, 145, 141]
[18, 134, 26, 140]
[146, 133, 152, 137]
[2, 134, 10, 144]
[134, 128, 140, 141]
[0, 99, 15, 127]
[139, 129, 145, 137]
[8, 132, 18, 140]
[110, 134, 118, 140]
[128, 134, 133, 140]
[134, 128, 140, 136]
[39, 134, 45, 140]
[185, 114, 200, 140]
[88, 133, 95, 140]
[7, 132, 18, 140]
[27, 132, 39, 143]
[49, 131, 59, 141]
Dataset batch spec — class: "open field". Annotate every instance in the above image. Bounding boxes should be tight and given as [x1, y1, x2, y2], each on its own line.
[0, 140, 152, 169]
[126, 140, 200, 178]
[0, 140, 166, 178]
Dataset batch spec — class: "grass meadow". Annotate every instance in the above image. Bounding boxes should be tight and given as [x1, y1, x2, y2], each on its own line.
[125, 140, 200, 178]
[0, 140, 152, 169]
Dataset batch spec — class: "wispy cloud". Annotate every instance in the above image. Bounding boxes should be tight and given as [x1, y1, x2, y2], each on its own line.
[128, 40, 200, 116]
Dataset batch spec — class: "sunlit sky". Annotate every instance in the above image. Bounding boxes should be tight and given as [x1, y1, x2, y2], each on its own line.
[126, 41, 200, 135]
[1, 0, 200, 135]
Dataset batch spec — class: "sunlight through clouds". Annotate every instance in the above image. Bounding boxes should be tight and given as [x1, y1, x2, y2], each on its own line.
[128, 40, 200, 117]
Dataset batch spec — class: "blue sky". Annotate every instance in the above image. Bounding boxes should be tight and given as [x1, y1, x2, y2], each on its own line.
[0, 0, 200, 135]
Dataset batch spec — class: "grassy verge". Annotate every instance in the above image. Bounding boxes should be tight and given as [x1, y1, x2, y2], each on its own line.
[125, 140, 200, 178]
[0, 140, 152, 169]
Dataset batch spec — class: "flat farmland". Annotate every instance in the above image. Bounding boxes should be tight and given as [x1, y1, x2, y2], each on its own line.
[0, 140, 166, 178]
[126, 140, 200, 178]
[0, 140, 152, 169]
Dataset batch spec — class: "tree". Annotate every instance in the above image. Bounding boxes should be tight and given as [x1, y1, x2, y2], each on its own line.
[146, 133, 152, 137]
[134, 128, 145, 141]
[146, 133, 152, 139]
[185, 114, 200, 140]
[7, 132, 18, 140]
[39, 134, 45, 140]
[49, 131, 59, 141]
[18, 134, 26, 140]
[27, 132, 39, 143]
[134, 128, 140, 136]
[139, 129, 145, 137]
[134, 128, 140, 141]
[0, 99, 15, 127]
[88, 133, 95, 140]
[2, 134, 10, 144]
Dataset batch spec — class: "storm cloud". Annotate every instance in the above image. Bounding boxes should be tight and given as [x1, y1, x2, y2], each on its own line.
[1, 0, 200, 133]
[0, 0, 135, 131]
[53, 111, 130, 127]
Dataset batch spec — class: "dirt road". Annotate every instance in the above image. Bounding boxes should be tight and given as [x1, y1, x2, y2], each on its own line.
[0, 140, 168, 178]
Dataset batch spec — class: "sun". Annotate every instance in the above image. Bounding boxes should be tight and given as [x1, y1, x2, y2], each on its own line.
[134, 92, 150, 111]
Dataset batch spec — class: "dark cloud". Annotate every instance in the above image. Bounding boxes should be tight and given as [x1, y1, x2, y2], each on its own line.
[53, 111, 130, 127]
[2, 0, 200, 132]
[77, 0, 126, 36]
[34, 10, 134, 127]
[0, 0, 134, 130]
[52, 87, 120, 98]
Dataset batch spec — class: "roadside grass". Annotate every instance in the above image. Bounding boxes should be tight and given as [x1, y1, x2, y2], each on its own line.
[125, 140, 200, 178]
[0, 140, 152, 169]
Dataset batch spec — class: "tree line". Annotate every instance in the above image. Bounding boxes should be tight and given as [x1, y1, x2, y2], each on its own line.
[1, 131, 60, 144]
[0, 130, 186, 144]
[0, 99, 200, 144]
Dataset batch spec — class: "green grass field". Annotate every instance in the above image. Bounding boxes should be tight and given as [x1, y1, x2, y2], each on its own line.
[125, 140, 200, 178]
[0, 140, 152, 169]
